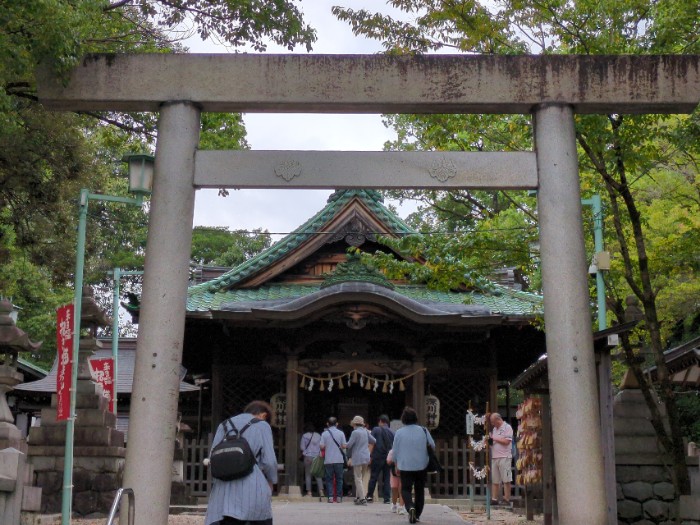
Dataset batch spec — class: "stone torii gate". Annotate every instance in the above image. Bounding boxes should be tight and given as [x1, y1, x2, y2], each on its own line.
[38, 54, 700, 525]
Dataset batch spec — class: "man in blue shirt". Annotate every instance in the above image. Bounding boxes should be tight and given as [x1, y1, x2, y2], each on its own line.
[205, 400, 278, 525]
[367, 414, 394, 503]
[320, 416, 347, 503]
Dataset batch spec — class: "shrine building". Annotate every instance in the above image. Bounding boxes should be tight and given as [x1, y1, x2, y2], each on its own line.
[172, 189, 545, 496]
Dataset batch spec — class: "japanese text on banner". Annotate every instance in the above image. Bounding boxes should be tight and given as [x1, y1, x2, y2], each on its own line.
[89, 358, 115, 413]
[56, 304, 74, 421]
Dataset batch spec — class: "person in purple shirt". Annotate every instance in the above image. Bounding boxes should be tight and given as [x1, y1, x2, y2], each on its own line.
[205, 400, 278, 525]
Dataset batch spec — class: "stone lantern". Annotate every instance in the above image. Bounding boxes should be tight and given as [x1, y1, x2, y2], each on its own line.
[0, 298, 41, 449]
[75, 286, 110, 394]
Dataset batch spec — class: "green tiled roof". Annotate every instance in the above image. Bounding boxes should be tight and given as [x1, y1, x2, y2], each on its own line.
[189, 190, 414, 295]
[187, 281, 542, 316]
[18, 357, 49, 377]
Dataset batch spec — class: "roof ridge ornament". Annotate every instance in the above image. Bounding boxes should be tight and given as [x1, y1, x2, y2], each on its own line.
[321, 252, 394, 290]
[327, 189, 384, 204]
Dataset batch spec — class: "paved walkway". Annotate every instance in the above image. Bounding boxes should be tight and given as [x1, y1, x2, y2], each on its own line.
[269, 500, 465, 525]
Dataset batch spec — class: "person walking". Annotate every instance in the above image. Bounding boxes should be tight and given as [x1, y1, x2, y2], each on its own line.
[346, 415, 376, 505]
[386, 448, 406, 515]
[489, 412, 513, 506]
[366, 414, 394, 503]
[300, 423, 324, 498]
[320, 416, 347, 503]
[205, 400, 277, 525]
[392, 407, 435, 524]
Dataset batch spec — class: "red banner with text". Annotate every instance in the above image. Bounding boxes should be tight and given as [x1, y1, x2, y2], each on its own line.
[89, 358, 115, 413]
[56, 304, 74, 421]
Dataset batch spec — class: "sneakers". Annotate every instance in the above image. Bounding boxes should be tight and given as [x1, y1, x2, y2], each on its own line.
[391, 503, 398, 513]
[366, 497, 373, 503]
[354, 498, 367, 506]
[398, 507, 407, 515]
[327, 498, 333, 503]
[408, 507, 417, 523]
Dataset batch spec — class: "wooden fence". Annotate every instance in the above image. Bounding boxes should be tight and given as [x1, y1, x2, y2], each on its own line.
[428, 436, 521, 499]
[183, 434, 213, 498]
[184, 434, 519, 500]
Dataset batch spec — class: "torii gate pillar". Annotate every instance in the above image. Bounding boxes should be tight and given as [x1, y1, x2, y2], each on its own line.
[121, 101, 201, 525]
[535, 104, 607, 524]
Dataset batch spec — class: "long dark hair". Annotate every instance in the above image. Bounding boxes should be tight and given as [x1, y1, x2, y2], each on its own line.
[400, 406, 418, 425]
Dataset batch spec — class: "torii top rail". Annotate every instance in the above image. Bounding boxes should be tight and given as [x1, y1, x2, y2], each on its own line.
[39, 54, 700, 114]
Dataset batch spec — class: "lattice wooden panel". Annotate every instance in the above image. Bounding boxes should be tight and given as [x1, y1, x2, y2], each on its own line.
[219, 367, 286, 463]
[428, 372, 489, 436]
[220, 366, 282, 416]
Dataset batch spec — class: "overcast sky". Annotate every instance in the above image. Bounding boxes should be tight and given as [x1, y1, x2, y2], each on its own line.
[186, 2, 416, 238]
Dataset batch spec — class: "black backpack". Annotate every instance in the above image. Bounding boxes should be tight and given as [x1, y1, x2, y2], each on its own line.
[209, 418, 261, 481]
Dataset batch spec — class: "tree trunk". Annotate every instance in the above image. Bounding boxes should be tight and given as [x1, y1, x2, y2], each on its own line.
[578, 120, 691, 496]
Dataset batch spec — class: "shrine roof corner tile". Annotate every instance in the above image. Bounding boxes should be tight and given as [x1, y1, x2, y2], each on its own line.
[187, 189, 415, 294]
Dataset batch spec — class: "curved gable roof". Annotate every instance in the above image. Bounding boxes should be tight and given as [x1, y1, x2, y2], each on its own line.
[189, 189, 414, 294]
[186, 189, 544, 319]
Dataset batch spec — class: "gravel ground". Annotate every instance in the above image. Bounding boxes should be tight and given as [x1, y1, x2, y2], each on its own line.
[72, 507, 543, 525]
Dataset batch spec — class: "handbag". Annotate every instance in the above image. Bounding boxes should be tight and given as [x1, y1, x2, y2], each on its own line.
[423, 427, 443, 474]
[310, 454, 325, 478]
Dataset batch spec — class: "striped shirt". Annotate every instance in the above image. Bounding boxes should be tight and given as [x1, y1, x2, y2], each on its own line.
[320, 426, 347, 464]
[205, 413, 278, 524]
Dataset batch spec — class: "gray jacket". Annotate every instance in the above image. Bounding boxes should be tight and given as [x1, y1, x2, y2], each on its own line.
[347, 427, 376, 466]
[205, 413, 278, 524]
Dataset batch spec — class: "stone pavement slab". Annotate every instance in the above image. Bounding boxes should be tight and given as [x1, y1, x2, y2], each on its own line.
[270, 500, 465, 525]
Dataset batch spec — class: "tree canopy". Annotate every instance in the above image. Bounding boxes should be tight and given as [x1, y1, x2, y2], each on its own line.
[334, 0, 700, 494]
[1, 1, 315, 364]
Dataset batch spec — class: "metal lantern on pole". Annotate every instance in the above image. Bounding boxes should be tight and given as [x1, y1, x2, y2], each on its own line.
[122, 153, 155, 196]
[62, 154, 153, 525]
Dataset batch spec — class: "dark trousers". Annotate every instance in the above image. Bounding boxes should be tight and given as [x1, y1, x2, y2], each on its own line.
[324, 462, 344, 500]
[221, 517, 272, 525]
[400, 470, 427, 518]
[367, 458, 391, 501]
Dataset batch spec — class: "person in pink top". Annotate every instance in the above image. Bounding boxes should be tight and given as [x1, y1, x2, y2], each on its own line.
[386, 448, 406, 515]
[489, 413, 513, 505]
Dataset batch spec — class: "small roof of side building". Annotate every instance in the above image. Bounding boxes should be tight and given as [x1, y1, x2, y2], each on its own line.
[646, 336, 700, 388]
[15, 338, 198, 394]
[511, 322, 639, 392]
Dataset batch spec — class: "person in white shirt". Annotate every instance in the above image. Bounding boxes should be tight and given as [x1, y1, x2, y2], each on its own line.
[300, 423, 324, 498]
